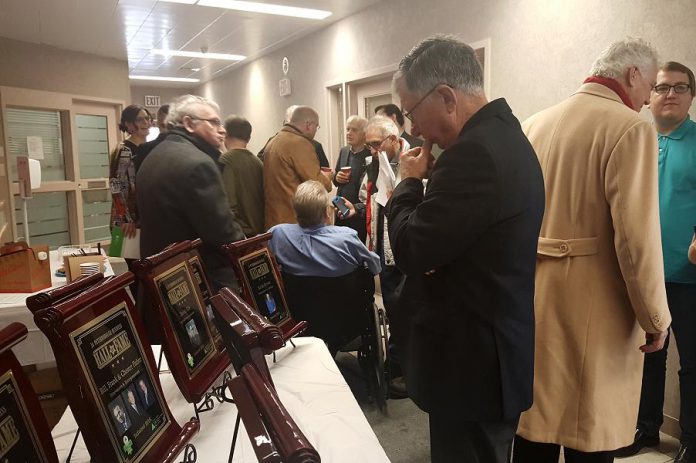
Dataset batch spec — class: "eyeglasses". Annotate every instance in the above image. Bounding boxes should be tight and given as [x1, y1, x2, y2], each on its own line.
[366, 136, 392, 150]
[189, 116, 223, 127]
[135, 116, 152, 124]
[403, 84, 450, 122]
[652, 83, 691, 95]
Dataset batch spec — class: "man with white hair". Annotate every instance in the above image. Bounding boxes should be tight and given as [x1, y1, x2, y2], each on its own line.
[138, 94, 244, 296]
[340, 115, 410, 397]
[333, 115, 370, 240]
[513, 39, 672, 461]
[264, 105, 332, 228]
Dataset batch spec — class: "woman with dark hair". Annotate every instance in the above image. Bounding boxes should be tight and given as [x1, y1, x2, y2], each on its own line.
[109, 104, 151, 239]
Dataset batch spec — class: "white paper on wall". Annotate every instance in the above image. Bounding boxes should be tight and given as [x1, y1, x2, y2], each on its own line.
[27, 136, 44, 160]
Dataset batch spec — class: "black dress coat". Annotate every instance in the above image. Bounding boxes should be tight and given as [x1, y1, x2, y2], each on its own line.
[386, 98, 545, 421]
[137, 128, 245, 291]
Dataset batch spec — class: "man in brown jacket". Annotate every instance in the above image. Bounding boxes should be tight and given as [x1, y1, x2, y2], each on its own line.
[263, 106, 332, 228]
[513, 38, 672, 462]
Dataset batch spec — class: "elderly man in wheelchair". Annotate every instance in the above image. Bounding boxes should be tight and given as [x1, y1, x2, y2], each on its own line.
[268, 180, 390, 407]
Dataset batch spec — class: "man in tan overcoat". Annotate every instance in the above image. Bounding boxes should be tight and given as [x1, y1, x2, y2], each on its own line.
[513, 38, 672, 462]
[263, 106, 332, 228]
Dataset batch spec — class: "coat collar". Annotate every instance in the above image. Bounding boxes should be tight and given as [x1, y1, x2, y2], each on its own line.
[458, 98, 513, 136]
[280, 123, 312, 141]
[167, 127, 222, 163]
[574, 82, 628, 107]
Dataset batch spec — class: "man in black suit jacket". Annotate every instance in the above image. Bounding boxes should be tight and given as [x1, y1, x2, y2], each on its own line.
[138, 95, 245, 291]
[387, 36, 545, 463]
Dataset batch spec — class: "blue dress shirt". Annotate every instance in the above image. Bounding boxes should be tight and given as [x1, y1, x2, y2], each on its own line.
[268, 223, 381, 277]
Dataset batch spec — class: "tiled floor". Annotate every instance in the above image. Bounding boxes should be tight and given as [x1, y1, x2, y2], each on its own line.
[570, 433, 681, 463]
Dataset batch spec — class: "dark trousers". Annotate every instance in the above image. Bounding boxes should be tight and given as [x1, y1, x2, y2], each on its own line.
[379, 265, 405, 376]
[430, 414, 518, 463]
[638, 282, 696, 445]
[512, 435, 614, 463]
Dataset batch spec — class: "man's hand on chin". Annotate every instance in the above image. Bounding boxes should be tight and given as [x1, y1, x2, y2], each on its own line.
[400, 139, 435, 180]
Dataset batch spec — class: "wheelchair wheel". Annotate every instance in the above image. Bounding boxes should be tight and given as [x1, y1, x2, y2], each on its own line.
[370, 304, 389, 411]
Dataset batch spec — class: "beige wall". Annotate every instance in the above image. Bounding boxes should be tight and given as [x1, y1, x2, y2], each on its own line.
[197, 0, 696, 157]
[197, 0, 694, 437]
[0, 37, 130, 102]
[129, 85, 195, 111]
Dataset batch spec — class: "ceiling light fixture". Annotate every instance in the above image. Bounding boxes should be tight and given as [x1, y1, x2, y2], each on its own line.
[129, 75, 201, 83]
[152, 49, 246, 61]
[193, 0, 332, 20]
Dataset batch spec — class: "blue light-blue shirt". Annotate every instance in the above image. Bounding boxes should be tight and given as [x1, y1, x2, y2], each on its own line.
[658, 115, 696, 283]
[268, 223, 381, 277]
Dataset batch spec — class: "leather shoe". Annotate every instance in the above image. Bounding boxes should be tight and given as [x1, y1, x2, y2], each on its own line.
[675, 444, 695, 463]
[388, 377, 409, 400]
[614, 429, 660, 457]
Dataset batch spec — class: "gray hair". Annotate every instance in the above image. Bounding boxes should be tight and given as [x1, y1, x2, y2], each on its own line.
[166, 94, 220, 127]
[589, 38, 658, 79]
[346, 115, 368, 131]
[293, 180, 330, 228]
[284, 105, 299, 124]
[366, 115, 399, 138]
[394, 35, 484, 96]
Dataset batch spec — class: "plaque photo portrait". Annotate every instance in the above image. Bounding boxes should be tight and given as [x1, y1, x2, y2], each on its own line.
[239, 249, 289, 325]
[156, 264, 215, 374]
[71, 303, 169, 461]
[189, 257, 224, 347]
[0, 372, 45, 462]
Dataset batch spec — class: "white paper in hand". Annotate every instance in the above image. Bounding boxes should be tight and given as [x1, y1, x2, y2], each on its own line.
[122, 229, 141, 259]
[375, 150, 396, 207]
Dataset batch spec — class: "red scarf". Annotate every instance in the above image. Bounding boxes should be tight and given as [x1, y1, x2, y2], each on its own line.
[365, 181, 374, 251]
[583, 76, 633, 109]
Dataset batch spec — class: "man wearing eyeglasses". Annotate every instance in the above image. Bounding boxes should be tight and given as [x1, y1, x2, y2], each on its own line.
[138, 94, 245, 315]
[263, 105, 333, 229]
[385, 35, 544, 463]
[617, 62, 696, 463]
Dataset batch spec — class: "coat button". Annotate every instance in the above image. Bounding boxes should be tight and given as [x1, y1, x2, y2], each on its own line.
[559, 243, 569, 253]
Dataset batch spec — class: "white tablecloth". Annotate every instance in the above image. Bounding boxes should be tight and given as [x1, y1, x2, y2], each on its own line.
[0, 251, 123, 366]
[51, 337, 390, 463]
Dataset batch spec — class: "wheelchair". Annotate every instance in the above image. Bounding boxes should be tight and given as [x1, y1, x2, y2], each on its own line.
[281, 267, 390, 411]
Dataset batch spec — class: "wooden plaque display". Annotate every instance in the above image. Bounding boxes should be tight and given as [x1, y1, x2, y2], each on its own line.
[216, 287, 284, 355]
[228, 363, 320, 463]
[131, 240, 230, 404]
[209, 293, 273, 385]
[26, 273, 104, 314]
[221, 233, 307, 340]
[0, 323, 59, 462]
[33, 273, 199, 463]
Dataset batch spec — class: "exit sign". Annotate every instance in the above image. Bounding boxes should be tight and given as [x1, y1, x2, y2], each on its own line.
[144, 95, 160, 107]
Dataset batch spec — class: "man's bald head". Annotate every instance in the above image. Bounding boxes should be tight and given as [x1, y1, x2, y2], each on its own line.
[289, 106, 320, 139]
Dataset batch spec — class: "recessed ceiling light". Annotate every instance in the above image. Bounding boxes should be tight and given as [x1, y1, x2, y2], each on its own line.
[129, 75, 201, 83]
[197, 0, 332, 20]
[152, 49, 246, 61]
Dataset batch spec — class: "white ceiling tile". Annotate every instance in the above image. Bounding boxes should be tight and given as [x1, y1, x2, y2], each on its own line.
[0, 0, 382, 84]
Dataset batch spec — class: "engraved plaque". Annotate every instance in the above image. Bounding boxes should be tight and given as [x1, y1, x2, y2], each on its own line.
[71, 303, 170, 462]
[154, 263, 216, 376]
[0, 372, 45, 462]
[237, 248, 289, 325]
